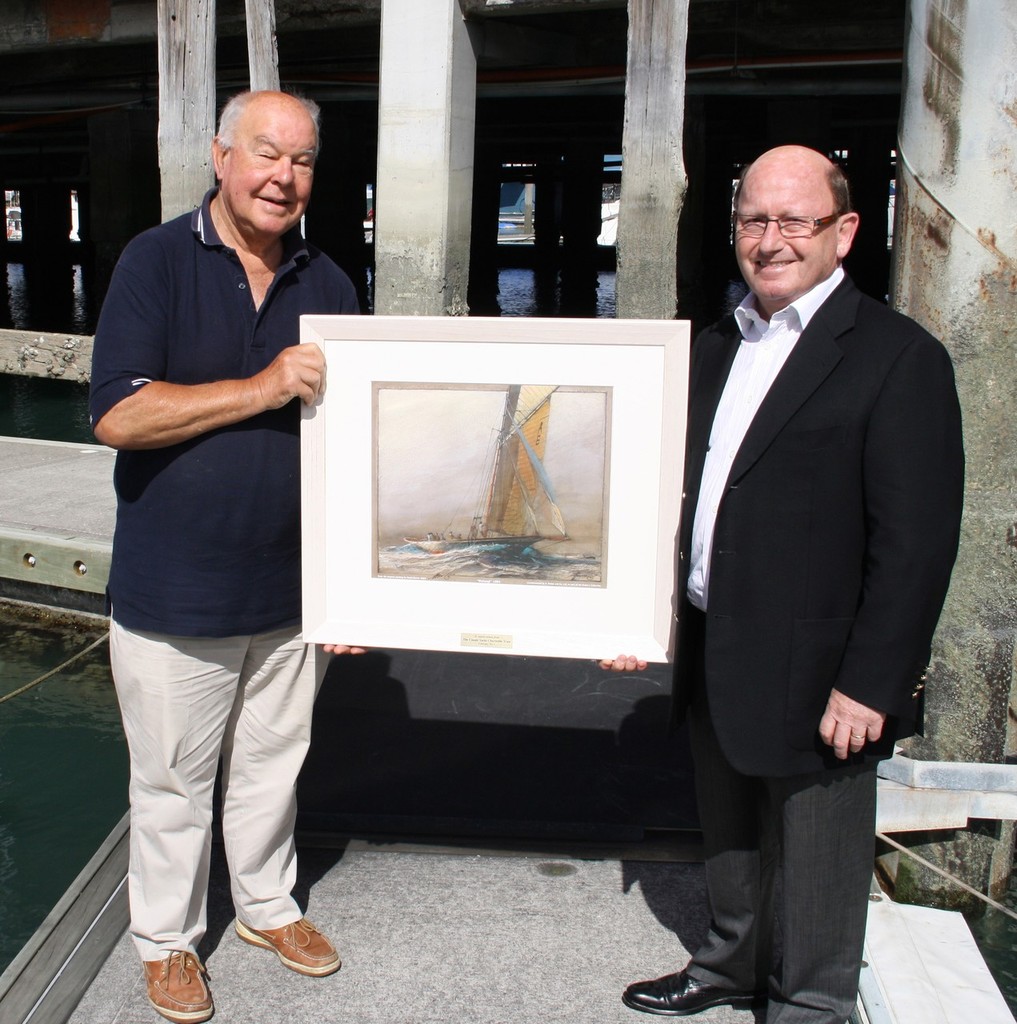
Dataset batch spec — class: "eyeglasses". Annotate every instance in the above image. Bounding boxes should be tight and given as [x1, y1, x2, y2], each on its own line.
[733, 213, 840, 238]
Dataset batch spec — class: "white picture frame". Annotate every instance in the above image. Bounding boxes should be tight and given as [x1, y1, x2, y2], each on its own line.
[300, 315, 690, 663]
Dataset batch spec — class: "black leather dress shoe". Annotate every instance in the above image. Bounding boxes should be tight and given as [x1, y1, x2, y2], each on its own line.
[622, 970, 763, 1016]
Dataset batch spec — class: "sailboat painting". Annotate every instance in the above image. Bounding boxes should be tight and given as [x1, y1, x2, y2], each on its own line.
[374, 382, 610, 586]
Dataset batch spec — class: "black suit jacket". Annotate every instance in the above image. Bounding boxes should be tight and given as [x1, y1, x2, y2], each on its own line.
[675, 276, 964, 777]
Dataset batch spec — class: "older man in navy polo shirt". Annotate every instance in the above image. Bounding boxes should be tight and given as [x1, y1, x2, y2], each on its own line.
[90, 90, 361, 1024]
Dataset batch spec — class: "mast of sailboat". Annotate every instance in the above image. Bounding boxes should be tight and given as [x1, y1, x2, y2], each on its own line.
[481, 385, 523, 537]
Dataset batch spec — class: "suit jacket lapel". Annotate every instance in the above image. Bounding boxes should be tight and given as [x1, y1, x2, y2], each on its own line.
[728, 278, 859, 485]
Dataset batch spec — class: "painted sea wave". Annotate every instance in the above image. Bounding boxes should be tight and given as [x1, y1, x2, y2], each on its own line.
[377, 542, 602, 585]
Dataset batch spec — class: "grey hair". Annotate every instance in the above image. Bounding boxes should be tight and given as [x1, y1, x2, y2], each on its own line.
[215, 90, 321, 157]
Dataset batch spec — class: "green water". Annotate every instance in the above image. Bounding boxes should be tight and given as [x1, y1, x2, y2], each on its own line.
[970, 883, 1017, 1017]
[0, 373, 93, 444]
[0, 604, 126, 977]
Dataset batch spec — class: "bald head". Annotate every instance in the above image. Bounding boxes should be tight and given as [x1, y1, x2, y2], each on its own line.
[735, 146, 852, 218]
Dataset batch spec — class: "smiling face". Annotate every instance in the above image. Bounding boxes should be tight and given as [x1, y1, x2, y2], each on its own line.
[734, 146, 859, 320]
[211, 92, 318, 253]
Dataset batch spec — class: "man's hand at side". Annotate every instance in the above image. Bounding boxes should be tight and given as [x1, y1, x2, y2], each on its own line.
[819, 688, 886, 759]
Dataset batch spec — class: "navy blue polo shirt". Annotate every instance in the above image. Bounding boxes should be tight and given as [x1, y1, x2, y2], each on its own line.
[89, 189, 359, 637]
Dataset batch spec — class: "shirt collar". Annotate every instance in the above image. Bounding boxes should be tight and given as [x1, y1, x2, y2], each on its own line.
[191, 187, 310, 264]
[734, 266, 845, 340]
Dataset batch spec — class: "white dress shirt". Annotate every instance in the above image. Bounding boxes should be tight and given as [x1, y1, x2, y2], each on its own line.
[686, 267, 845, 611]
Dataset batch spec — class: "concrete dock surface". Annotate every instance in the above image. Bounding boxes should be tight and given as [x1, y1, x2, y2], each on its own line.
[67, 837, 760, 1024]
[0, 435, 115, 539]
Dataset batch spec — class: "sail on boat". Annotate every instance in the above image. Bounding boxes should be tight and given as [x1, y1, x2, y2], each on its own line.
[406, 384, 569, 555]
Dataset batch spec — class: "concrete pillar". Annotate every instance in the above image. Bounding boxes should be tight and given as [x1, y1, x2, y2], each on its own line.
[0, 180, 8, 326]
[890, 0, 1017, 910]
[698, 134, 743, 324]
[676, 95, 707, 328]
[374, 0, 477, 316]
[17, 183, 75, 332]
[87, 109, 161, 305]
[157, 0, 216, 221]
[303, 106, 373, 310]
[843, 127, 895, 303]
[766, 97, 831, 154]
[533, 159, 562, 313]
[0, 177, 8, 260]
[69, 182, 98, 332]
[19, 183, 72, 261]
[559, 144, 602, 317]
[466, 155, 501, 316]
[616, 0, 689, 321]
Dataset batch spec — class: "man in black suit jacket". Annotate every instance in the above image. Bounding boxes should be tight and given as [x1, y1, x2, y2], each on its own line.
[604, 146, 964, 1023]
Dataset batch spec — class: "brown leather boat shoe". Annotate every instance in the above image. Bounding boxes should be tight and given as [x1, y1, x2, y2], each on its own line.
[235, 916, 341, 976]
[143, 951, 213, 1023]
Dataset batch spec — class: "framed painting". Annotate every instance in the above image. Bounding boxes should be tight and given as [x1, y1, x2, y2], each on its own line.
[300, 315, 690, 662]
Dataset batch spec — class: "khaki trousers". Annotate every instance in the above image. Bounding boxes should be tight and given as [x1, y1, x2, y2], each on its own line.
[110, 619, 327, 960]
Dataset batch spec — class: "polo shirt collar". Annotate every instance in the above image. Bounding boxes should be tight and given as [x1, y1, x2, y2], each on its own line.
[191, 187, 310, 265]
